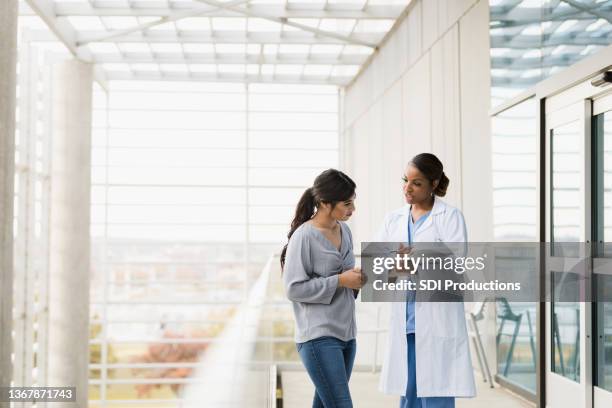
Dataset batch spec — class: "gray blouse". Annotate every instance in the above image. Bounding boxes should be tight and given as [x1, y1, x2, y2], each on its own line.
[282, 221, 357, 343]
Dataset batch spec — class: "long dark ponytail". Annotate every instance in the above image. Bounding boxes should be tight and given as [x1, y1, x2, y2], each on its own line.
[280, 169, 356, 269]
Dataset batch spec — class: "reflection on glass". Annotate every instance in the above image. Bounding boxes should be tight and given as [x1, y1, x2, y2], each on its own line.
[492, 98, 539, 394]
[552, 303, 581, 382]
[496, 301, 537, 392]
[595, 112, 612, 392]
[490, 0, 612, 107]
[552, 120, 582, 256]
[551, 121, 584, 382]
[492, 98, 538, 241]
[595, 112, 612, 256]
[552, 269, 581, 382]
[596, 275, 612, 392]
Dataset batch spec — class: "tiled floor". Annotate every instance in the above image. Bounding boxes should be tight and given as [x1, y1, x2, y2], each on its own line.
[282, 370, 535, 408]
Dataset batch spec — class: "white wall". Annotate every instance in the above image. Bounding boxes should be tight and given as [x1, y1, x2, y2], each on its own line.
[344, 0, 497, 379]
[342, 0, 493, 245]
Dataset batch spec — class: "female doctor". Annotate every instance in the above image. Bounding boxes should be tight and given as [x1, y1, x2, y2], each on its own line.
[376, 153, 476, 408]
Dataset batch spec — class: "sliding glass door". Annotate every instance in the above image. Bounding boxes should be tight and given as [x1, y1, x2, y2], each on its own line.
[545, 98, 590, 408]
[592, 94, 612, 408]
[544, 82, 612, 408]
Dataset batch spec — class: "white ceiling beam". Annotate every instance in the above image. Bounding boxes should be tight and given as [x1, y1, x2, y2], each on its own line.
[41, 2, 403, 19]
[24, 0, 87, 58]
[93, 52, 367, 65]
[103, 70, 351, 86]
[62, 30, 383, 45]
[77, 0, 248, 45]
[24, 0, 109, 90]
[193, 0, 378, 48]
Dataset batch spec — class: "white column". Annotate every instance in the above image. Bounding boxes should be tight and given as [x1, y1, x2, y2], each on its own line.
[0, 0, 18, 399]
[48, 59, 93, 408]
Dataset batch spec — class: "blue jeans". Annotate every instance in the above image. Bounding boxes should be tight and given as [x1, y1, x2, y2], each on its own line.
[297, 336, 356, 408]
[400, 334, 455, 408]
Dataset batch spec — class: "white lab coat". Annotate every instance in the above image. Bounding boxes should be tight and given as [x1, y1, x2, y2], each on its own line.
[377, 197, 477, 398]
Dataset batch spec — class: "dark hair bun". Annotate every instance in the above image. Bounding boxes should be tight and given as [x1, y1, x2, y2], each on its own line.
[434, 171, 449, 197]
[410, 153, 449, 197]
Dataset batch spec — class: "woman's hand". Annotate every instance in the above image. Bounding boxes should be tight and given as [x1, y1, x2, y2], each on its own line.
[338, 267, 365, 290]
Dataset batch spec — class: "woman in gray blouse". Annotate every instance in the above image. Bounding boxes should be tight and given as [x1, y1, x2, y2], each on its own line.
[281, 169, 364, 408]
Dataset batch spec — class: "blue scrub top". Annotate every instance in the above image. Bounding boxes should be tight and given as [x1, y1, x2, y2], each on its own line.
[406, 209, 430, 334]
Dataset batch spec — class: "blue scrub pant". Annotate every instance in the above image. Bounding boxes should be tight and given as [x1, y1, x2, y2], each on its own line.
[297, 336, 356, 408]
[400, 334, 455, 408]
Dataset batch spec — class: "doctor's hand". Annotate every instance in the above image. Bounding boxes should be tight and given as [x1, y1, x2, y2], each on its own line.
[392, 243, 414, 275]
[396, 243, 412, 255]
[338, 268, 365, 290]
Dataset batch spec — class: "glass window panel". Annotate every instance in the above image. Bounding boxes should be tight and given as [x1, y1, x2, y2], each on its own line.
[108, 129, 245, 149]
[249, 167, 327, 186]
[107, 148, 244, 168]
[108, 81, 245, 93]
[551, 120, 582, 251]
[105, 283, 245, 303]
[491, 99, 539, 241]
[249, 112, 337, 131]
[91, 204, 107, 224]
[596, 274, 612, 392]
[249, 149, 338, 168]
[249, 187, 305, 206]
[101, 304, 239, 322]
[496, 301, 538, 392]
[91, 225, 105, 238]
[249, 225, 288, 243]
[492, 97, 539, 394]
[595, 111, 612, 256]
[249, 93, 337, 112]
[552, 297, 580, 381]
[249, 206, 294, 225]
[92, 109, 108, 128]
[91, 186, 107, 204]
[88, 81, 339, 406]
[106, 167, 246, 186]
[249, 83, 337, 94]
[92, 130, 108, 147]
[105, 205, 247, 225]
[106, 225, 246, 241]
[249, 131, 338, 149]
[91, 147, 107, 167]
[595, 110, 612, 392]
[109, 92, 246, 111]
[108, 111, 246, 130]
[91, 166, 107, 184]
[105, 186, 246, 206]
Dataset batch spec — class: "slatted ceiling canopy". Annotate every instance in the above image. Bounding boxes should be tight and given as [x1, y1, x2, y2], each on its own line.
[19, 0, 410, 86]
[489, 0, 612, 93]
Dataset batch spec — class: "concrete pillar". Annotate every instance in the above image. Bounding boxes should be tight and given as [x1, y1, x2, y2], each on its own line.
[0, 0, 18, 399]
[48, 60, 93, 408]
